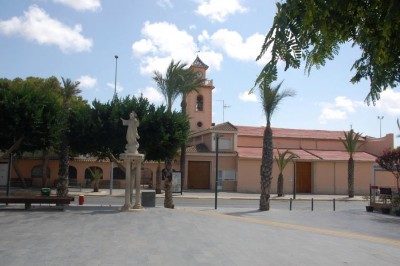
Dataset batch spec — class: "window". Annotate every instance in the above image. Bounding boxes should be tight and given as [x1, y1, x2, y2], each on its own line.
[219, 138, 231, 150]
[196, 95, 203, 111]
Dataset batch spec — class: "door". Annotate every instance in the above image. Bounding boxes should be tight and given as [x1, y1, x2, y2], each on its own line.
[188, 161, 210, 189]
[296, 162, 311, 193]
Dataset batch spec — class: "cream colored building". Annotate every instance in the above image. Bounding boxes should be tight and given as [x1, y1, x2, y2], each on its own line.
[6, 56, 396, 195]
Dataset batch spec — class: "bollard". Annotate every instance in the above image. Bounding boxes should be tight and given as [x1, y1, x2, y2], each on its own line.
[311, 198, 314, 211]
[79, 195, 84, 205]
[290, 198, 292, 211]
[333, 198, 336, 211]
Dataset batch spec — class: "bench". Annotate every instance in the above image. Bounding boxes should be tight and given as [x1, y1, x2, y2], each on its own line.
[0, 196, 75, 210]
[379, 187, 392, 204]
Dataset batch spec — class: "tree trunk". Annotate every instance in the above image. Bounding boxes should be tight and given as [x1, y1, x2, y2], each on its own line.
[41, 150, 49, 187]
[13, 159, 26, 188]
[163, 159, 174, 209]
[156, 161, 162, 194]
[260, 124, 273, 211]
[348, 157, 354, 198]
[277, 173, 284, 197]
[180, 98, 187, 191]
[56, 140, 69, 197]
[180, 144, 186, 190]
[0, 137, 23, 160]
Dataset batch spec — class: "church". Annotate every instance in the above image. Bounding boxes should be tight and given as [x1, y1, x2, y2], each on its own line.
[180, 56, 394, 195]
[3, 56, 395, 195]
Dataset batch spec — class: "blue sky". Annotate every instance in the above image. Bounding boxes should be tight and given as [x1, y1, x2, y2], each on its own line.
[1, 0, 399, 147]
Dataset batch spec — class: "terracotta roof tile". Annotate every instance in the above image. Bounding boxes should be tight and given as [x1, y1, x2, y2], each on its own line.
[186, 143, 210, 153]
[236, 126, 361, 141]
[237, 147, 376, 162]
[210, 122, 238, 132]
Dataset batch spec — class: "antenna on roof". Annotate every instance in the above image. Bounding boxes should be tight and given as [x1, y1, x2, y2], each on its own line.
[217, 100, 230, 123]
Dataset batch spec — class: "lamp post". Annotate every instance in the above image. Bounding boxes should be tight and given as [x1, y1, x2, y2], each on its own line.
[215, 133, 221, 209]
[377, 116, 384, 137]
[114, 55, 118, 98]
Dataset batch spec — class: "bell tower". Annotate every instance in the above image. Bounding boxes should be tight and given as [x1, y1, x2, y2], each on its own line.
[187, 56, 214, 132]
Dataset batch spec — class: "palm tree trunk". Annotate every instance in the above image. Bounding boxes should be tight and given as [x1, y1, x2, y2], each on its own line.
[180, 97, 188, 191]
[163, 159, 174, 209]
[56, 139, 69, 197]
[348, 157, 354, 198]
[277, 173, 284, 197]
[156, 161, 162, 194]
[260, 124, 273, 211]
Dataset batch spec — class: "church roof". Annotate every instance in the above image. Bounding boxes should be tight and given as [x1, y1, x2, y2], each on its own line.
[191, 56, 209, 69]
[237, 147, 376, 162]
[186, 143, 210, 153]
[236, 126, 364, 141]
[210, 122, 238, 132]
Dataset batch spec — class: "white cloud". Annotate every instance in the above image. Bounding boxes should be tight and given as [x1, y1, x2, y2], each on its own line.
[238, 90, 258, 102]
[157, 0, 173, 9]
[375, 89, 400, 115]
[132, 21, 223, 75]
[318, 96, 364, 124]
[319, 108, 347, 124]
[107, 82, 123, 93]
[137, 86, 164, 104]
[53, 0, 101, 12]
[0, 5, 92, 53]
[206, 29, 267, 64]
[196, 0, 247, 22]
[77, 75, 97, 89]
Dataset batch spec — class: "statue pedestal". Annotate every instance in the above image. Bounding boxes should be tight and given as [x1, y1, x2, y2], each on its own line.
[120, 153, 144, 212]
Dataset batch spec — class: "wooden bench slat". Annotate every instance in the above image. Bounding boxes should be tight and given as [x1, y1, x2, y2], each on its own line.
[0, 196, 74, 209]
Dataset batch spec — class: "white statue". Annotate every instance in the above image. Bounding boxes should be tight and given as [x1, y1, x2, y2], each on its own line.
[121, 111, 140, 154]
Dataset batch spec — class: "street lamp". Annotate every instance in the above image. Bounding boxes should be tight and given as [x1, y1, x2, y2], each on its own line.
[214, 133, 222, 209]
[114, 55, 118, 98]
[378, 116, 384, 137]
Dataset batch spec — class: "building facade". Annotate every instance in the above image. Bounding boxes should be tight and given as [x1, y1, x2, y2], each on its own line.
[4, 56, 396, 195]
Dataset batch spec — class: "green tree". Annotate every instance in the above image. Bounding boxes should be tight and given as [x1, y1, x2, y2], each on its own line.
[376, 147, 400, 194]
[256, 0, 400, 104]
[259, 80, 295, 211]
[56, 77, 81, 197]
[340, 129, 363, 198]
[275, 149, 299, 197]
[140, 105, 190, 208]
[0, 77, 62, 187]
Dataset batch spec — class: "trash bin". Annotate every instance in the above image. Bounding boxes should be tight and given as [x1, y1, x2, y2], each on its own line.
[41, 188, 51, 196]
[79, 195, 85, 205]
[141, 191, 156, 207]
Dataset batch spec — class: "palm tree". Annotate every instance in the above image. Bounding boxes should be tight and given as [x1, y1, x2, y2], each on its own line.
[275, 149, 299, 197]
[153, 60, 185, 112]
[56, 77, 81, 197]
[259, 80, 295, 211]
[340, 129, 363, 198]
[153, 60, 199, 207]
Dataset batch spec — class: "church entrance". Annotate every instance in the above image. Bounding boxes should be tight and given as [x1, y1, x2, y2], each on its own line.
[188, 161, 210, 189]
[296, 162, 312, 193]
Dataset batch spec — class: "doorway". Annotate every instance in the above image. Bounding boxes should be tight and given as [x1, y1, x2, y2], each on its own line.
[296, 162, 311, 193]
[188, 161, 210, 189]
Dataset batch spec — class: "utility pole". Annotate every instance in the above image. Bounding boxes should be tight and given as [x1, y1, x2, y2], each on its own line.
[114, 55, 118, 98]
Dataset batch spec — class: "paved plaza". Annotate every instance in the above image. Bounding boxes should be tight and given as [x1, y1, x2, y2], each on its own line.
[1, 191, 400, 265]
